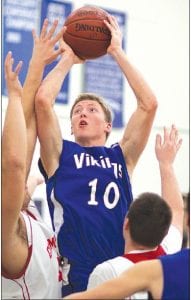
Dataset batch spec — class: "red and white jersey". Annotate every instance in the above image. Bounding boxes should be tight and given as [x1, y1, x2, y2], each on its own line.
[2, 203, 63, 299]
[87, 225, 182, 299]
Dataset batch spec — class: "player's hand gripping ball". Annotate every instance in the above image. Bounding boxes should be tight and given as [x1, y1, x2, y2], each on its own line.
[63, 6, 111, 59]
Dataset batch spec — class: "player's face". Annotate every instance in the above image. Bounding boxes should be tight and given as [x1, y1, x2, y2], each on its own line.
[71, 100, 111, 146]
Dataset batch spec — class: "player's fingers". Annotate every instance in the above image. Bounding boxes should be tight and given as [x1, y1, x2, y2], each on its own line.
[49, 48, 64, 62]
[47, 19, 59, 39]
[7, 57, 15, 76]
[14, 60, 23, 75]
[107, 15, 115, 28]
[59, 35, 67, 49]
[155, 133, 162, 148]
[4, 51, 12, 74]
[110, 15, 119, 29]
[52, 26, 66, 44]
[5, 51, 12, 62]
[176, 138, 183, 151]
[32, 29, 38, 41]
[104, 17, 120, 36]
[40, 18, 49, 38]
[163, 126, 169, 142]
[107, 14, 119, 30]
[103, 19, 112, 31]
[170, 124, 178, 141]
[54, 47, 65, 58]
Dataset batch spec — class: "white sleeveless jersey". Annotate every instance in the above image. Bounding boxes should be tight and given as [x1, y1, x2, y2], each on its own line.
[87, 225, 182, 300]
[2, 206, 62, 299]
[89, 256, 147, 300]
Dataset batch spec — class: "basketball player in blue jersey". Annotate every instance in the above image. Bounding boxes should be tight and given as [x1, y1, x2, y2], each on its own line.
[84, 125, 184, 299]
[34, 15, 158, 294]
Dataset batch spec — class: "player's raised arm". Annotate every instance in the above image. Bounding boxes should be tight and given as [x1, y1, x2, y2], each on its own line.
[22, 18, 65, 178]
[2, 52, 28, 273]
[104, 15, 158, 177]
[155, 125, 184, 235]
[35, 35, 84, 178]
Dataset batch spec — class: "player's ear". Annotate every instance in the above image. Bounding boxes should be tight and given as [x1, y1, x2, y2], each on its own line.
[123, 217, 129, 230]
[123, 217, 129, 238]
[71, 125, 73, 135]
[105, 122, 112, 134]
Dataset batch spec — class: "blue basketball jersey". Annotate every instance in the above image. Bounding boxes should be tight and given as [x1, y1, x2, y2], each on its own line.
[39, 140, 133, 293]
[159, 248, 190, 300]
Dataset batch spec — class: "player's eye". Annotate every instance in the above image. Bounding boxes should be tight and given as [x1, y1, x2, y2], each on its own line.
[89, 107, 97, 112]
[73, 108, 81, 114]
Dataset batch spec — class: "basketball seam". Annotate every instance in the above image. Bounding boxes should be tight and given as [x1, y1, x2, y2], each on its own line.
[64, 32, 110, 41]
[65, 14, 108, 25]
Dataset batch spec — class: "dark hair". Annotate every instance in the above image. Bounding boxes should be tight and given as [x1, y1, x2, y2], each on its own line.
[127, 192, 172, 248]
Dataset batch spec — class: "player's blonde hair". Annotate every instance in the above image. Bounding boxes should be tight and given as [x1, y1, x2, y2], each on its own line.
[70, 93, 113, 139]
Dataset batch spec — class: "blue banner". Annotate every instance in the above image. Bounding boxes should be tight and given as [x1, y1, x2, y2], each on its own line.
[2, 0, 41, 94]
[84, 8, 127, 128]
[2, 0, 72, 104]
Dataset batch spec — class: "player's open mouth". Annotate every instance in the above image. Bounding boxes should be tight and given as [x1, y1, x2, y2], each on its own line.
[79, 120, 88, 126]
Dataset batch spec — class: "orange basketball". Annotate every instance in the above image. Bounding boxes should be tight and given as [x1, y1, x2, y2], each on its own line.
[63, 6, 111, 59]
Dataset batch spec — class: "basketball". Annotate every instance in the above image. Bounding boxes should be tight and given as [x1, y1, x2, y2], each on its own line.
[63, 6, 111, 59]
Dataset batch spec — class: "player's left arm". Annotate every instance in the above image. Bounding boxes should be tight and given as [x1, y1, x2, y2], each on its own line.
[105, 15, 158, 177]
